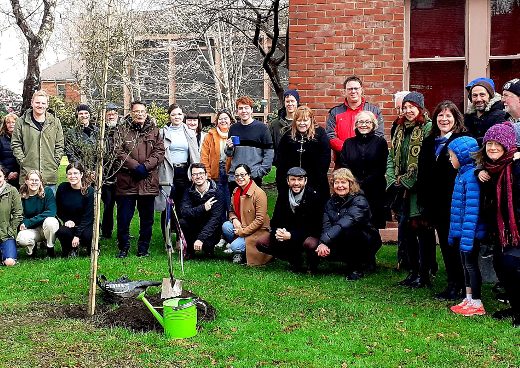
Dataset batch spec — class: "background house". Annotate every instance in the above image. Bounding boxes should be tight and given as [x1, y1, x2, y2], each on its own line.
[288, 0, 519, 136]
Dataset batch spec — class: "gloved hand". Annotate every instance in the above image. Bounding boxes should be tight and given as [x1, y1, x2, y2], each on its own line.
[134, 164, 149, 179]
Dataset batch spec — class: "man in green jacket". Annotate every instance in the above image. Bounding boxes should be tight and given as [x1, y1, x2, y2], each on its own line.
[11, 90, 64, 192]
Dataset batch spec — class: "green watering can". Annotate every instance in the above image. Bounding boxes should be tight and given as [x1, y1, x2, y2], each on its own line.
[137, 292, 197, 339]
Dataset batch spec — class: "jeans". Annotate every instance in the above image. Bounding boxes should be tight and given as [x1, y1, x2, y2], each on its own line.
[222, 221, 246, 252]
[0, 239, 17, 263]
[101, 183, 117, 237]
[218, 161, 231, 213]
[116, 195, 155, 254]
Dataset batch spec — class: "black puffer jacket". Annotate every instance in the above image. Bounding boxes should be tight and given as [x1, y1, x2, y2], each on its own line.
[0, 134, 19, 175]
[320, 192, 375, 245]
[180, 179, 225, 245]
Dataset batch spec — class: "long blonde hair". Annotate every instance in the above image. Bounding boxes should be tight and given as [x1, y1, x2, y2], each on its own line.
[19, 170, 46, 199]
[290, 105, 317, 140]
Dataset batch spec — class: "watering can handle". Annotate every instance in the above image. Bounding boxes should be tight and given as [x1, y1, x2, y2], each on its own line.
[168, 297, 201, 311]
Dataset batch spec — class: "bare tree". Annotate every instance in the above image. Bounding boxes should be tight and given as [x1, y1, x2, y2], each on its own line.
[9, 0, 57, 111]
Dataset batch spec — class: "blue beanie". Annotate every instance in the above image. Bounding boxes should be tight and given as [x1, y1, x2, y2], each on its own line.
[283, 89, 300, 105]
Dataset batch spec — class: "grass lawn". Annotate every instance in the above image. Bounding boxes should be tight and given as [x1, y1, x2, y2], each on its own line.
[0, 167, 518, 367]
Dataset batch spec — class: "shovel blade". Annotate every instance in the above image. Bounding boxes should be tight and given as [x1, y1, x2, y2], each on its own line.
[161, 277, 183, 299]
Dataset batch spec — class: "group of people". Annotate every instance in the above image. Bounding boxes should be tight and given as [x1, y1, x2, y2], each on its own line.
[1, 74, 520, 328]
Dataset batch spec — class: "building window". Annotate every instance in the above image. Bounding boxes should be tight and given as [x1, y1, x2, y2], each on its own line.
[57, 84, 66, 98]
[407, 0, 520, 113]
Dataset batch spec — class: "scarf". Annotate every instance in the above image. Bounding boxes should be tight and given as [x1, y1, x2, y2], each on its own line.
[288, 188, 305, 213]
[434, 131, 452, 159]
[232, 180, 253, 222]
[391, 120, 426, 185]
[484, 149, 520, 247]
[216, 127, 228, 161]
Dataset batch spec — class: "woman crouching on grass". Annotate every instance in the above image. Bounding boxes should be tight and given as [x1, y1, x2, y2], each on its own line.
[221, 164, 271, 265]
[56, 162, 94, 257]
[475, 122, 520, 327]
[307, 168, 382, 280]
[17, 170, 59, 258]
[0, 164, 23, 266]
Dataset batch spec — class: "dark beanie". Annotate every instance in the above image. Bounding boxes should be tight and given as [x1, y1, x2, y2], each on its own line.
[503, 78, 520, 97]
[283, 89, 300, 105]
[483, 122, 516, 152]
[467, 77, 495, 101]
[76, 104, 92, 114]
[402, 91, 425, 110]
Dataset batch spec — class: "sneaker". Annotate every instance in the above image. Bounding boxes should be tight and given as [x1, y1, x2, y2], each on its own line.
[345, 271, 364, 281]
[450, 299, 470, 313]
[223, 247, 233, 254]
[116, 250, 128, 258]
[232, 252, 245, 264]
[456, 302, 486, 317]
[215, 239, 226, 248]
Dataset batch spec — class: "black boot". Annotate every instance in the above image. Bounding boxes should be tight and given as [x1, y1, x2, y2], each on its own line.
[398, 272, 418, 286]
[408, 274, 432, 289]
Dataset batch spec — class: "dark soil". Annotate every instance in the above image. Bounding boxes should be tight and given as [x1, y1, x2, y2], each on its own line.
[47, 290, 216, 333]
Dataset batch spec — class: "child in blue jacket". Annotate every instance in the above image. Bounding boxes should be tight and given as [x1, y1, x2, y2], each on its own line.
[447, 136, 486, 316]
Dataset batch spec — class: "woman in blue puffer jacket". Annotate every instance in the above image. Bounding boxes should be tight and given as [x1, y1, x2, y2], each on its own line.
[446, 136, 486, 317]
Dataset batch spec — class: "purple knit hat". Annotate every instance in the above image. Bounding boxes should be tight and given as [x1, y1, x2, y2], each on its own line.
[483, 122, 516, 151]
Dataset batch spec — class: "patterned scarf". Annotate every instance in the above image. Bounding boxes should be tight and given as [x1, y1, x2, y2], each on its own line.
[391, 120, 426, 182]
[484, 149, 520, 247]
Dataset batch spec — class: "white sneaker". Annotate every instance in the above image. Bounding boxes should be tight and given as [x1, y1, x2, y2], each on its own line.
[215, 239, 226, 248]
[223, 247, 233, 254]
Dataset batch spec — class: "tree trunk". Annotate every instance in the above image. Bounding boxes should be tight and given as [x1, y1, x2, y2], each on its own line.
[21, 42, 44, 112]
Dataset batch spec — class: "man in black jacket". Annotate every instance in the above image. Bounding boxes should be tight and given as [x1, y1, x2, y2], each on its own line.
[256, 167, 324, 271]
[464, 77, 507, 145]
[179, 163, 225, 258]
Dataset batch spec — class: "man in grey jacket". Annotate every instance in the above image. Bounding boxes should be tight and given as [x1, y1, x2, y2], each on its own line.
[11, 90, 64, 192]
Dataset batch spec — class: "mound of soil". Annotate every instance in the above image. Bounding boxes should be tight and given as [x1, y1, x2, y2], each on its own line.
[52, 290, 216, 333]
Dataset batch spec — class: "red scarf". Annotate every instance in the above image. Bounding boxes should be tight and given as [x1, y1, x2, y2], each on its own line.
[484, 149, 520, 247]
[232, 180, 253, 222]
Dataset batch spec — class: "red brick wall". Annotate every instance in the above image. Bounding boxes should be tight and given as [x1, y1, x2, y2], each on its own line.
[288, 0, 405, 138]
[41, 81, 81, 103]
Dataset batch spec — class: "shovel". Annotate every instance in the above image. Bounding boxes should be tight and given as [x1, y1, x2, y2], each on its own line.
[161, 191, 183, 299]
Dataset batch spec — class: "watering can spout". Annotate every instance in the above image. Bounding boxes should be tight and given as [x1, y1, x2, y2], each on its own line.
[136, 291, 164, 328]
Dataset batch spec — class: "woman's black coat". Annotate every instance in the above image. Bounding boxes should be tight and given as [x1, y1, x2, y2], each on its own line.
[338, 130, 388, 228]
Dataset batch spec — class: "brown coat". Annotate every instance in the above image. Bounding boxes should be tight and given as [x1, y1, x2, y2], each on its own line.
[115, 117, 165, 196]
[201, 128, 231, 180]
[229, 181, 272, 266]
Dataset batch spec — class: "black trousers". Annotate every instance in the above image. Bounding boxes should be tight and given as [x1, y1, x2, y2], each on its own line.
[101, 183, 117, 237]
[436, 219, 464, 288]
[399, 215, 436, 278]
[460, 247, 482, 299]
[257, 232, 319, 268]
[496, 252, 520, 315]
[57, 226, 93, 256]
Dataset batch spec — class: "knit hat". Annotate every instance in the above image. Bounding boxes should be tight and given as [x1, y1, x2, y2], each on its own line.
[503, 78, 520, 97]
[76, 104, 92, 114]
[482, 122, 516, 152]
[283, 89, 300, 105]
[402, 91, 424, 110]
[286, 166, 307, 177]
[466, 77, 495, 101]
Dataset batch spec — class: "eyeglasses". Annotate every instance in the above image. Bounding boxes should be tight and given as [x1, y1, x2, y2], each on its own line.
[27, 179, 40, 183]
[355, 120, 373, 126]
[346, 87, 361, 92]
[235, 173, 249, 178]
[191, 172, 206, 177]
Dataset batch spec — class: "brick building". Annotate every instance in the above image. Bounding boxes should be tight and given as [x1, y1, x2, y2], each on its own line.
[41, 58, 82, 103]
[288, 0, 519, 137]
